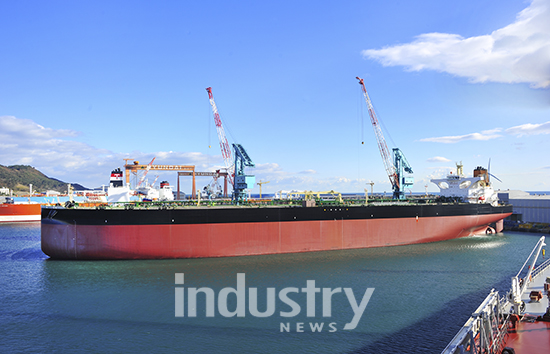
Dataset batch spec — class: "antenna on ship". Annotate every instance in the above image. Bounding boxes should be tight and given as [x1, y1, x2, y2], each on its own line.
[456, 161, 464, 176]
[367, 181, 374, 196]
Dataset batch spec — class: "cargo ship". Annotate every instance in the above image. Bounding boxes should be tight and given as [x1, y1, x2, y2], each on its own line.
[41, 200, 512, 260]
[40, 164, 512, 260]
[41, 81, 513, 260]
[0, 196, 41, 223]
[442, 236, 550, 354]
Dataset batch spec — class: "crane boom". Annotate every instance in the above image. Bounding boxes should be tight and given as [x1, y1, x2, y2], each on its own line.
[356, 77, 398, 190]
[136, 157, 156, 189]
[206, 87, 234, 185]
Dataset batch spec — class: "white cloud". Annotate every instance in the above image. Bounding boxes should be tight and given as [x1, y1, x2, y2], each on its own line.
[0, 115, 79, 139]
[420, 129, 503, 143]
[427, 156, 451, 162]
[362, 0, 550, 88]
[0, 116, 221, 188]
[0, 116, 111, 182]
[506, 120, 550, 136]
[255, 163, 284, 174]
[420, 120, 550, 143]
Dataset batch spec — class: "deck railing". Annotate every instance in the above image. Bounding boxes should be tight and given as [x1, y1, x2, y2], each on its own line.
[531, 257, 550, 280]
[442, 236, 547, 354]
[441, 290, 509, 354]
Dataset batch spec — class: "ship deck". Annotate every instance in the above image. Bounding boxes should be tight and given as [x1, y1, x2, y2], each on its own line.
[441, 237, 550, 354]
[504, 264, 550, 353]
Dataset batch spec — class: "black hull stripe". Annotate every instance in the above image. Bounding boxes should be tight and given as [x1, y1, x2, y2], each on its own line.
[41, 204, 513, 226]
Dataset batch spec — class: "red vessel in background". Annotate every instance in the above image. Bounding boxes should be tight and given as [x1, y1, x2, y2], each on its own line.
[0, 197, 41, 223]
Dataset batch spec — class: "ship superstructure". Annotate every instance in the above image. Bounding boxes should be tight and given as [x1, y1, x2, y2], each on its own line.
[431, 163, 499, 206]
[107, 168, 131, 203]
[158, 181, 174, 201]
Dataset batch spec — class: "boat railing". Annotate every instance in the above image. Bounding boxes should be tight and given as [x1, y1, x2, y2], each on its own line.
[441, 236, 547, 354]
[531, 256, 550, 280]
[440, 290, 509, 354]
[510, 236, 546, 312]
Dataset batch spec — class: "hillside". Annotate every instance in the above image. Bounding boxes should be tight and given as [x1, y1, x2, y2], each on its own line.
[0, 165, 87, 194]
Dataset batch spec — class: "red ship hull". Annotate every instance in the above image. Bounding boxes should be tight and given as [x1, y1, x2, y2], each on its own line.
[41, 205, 511, 259]
[0, 203, 41, 223]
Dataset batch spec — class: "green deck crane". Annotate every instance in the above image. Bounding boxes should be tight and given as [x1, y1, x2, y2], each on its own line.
[232, 143, 255, 204]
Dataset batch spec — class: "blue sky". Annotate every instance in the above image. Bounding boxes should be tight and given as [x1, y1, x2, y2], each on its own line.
[1, 0, 549, 194]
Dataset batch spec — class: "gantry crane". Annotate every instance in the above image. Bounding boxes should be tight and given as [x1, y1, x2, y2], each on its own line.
[357, 77, 413, 199]
[257, 180, 270, 199]
[206, 87, 234, 186]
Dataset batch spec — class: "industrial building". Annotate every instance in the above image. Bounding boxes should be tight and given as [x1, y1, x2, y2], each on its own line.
[497, 190, 550, 228]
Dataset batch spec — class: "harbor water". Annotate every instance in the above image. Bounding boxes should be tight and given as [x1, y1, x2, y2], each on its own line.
[1, 222, 547, 353]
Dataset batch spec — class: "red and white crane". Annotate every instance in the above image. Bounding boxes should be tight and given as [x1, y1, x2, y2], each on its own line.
[136, 157, 156, 189]
[206, 87, 234, 186]
[357, 77, 397, 188]
[357, 77, 413, 199]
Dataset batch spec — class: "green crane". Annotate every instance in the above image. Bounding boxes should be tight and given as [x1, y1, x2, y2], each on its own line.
[232, 143, 255, 204]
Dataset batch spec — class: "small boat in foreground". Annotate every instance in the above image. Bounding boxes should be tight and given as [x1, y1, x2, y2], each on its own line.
[442, 236, 550, 354]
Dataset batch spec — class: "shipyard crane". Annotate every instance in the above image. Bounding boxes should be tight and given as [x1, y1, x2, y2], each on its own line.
[136, 157, 156, 189]
[206, 87, 234, 186]
[357, 77, 413, 200]
[257, 180, 270, 199]
[232, 143, 255, 204]
[150, 175, 160, 187]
